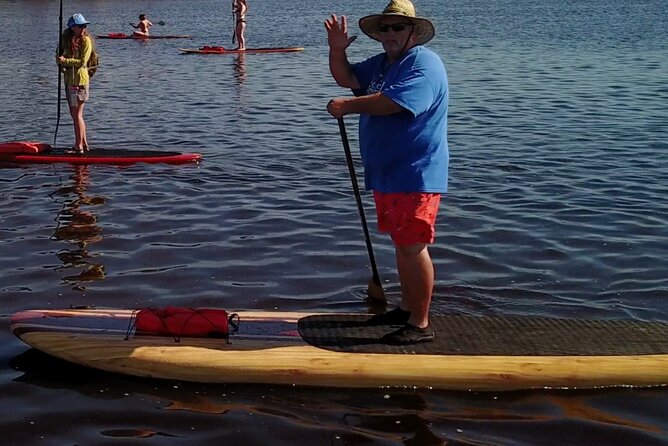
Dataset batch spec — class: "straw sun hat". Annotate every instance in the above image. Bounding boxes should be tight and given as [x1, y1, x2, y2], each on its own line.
[359, 0, 435, 46]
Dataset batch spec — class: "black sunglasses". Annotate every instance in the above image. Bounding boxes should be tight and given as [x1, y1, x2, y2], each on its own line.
[378, 23, 413, 33]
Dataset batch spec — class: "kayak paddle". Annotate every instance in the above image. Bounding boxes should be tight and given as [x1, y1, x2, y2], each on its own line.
[128, 21, 165, 27]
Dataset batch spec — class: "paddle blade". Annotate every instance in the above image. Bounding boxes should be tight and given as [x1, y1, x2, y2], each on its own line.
[367, 277, 386, 302]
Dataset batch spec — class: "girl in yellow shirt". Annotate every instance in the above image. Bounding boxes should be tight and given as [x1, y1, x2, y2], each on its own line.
[56, 13, 94, 154]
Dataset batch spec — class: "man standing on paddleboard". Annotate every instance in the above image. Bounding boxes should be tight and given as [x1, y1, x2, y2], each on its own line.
[325, 0, 448, 344]
[232, 0, 248, 50]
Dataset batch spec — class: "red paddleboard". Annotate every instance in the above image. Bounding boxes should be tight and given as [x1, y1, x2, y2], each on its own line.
[0, 142, 201, 165]
[179, 46, 304, 54]
[97, 33, 192, 39]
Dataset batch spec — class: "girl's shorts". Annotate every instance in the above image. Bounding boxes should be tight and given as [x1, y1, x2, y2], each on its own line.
[373, 191, 441, 246]
[66, 85, 89, 107]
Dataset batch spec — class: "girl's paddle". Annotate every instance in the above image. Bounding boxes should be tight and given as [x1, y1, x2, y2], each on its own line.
[54, 0, 63, 147]
[337, 117, 386, 302]
[231, 1, 236, 45]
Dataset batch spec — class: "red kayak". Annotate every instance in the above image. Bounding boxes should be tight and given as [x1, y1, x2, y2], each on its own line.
[0, 141, 201, 165]
[179, 46, 304, 54]
[97, 33, 192, 39]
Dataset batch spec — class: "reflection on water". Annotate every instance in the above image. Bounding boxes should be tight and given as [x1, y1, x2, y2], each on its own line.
[233, 52, 246, 85]
[100, 428, 181, 439]
[232, 52, 248, 115]
[50, 165, 107, 290]
[542, 394, 663, 434]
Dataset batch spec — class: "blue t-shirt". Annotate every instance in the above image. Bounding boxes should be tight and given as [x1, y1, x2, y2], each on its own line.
[352, 46, 448, 193]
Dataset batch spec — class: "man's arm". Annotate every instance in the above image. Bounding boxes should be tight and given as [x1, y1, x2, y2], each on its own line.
[327, 93, 404, 118]
[325, 15, 360, 89]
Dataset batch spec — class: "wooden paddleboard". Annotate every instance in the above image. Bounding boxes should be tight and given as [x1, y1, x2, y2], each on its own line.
[179, 46, 304, 55]
[10, 308, 668, 390]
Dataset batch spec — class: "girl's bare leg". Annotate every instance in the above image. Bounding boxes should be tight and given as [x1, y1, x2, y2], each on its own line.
[69, 103, 86, 150]
[237, 23, 246, 50]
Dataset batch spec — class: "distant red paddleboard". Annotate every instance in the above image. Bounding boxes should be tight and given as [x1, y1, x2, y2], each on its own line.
[179, 46, 304, 54]
[97, 33, 191, 39]
[0, 142, 201, 165]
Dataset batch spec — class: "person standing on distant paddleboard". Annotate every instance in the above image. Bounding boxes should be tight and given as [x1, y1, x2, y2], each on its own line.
[57, 13, 95, 154]
[325, 0, 448, 344]
[232, 0, 248, 50]
[129, 14, 153, 37]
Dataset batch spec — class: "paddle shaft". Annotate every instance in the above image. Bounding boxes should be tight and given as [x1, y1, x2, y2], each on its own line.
[231, 3, 236, 45]
[337, 118, 384, 295]
[54, 0, 63, 147]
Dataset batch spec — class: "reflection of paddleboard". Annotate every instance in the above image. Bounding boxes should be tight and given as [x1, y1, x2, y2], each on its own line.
[10, 308, 668, 390]
[0, 142, 201, 165]
[96, 33, 191, 39]
[179, 46, 304, 55]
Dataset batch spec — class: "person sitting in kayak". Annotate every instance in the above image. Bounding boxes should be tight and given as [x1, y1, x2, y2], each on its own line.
[129, 14, 153, 37]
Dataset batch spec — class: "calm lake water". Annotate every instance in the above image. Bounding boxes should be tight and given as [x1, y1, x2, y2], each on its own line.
[1, 0, 667, 444]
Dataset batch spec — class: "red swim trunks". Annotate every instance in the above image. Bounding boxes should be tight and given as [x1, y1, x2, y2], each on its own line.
[373, 191, 441, 246]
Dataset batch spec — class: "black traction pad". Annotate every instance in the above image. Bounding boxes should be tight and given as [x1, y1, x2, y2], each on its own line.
[297, 314, 668, 356]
